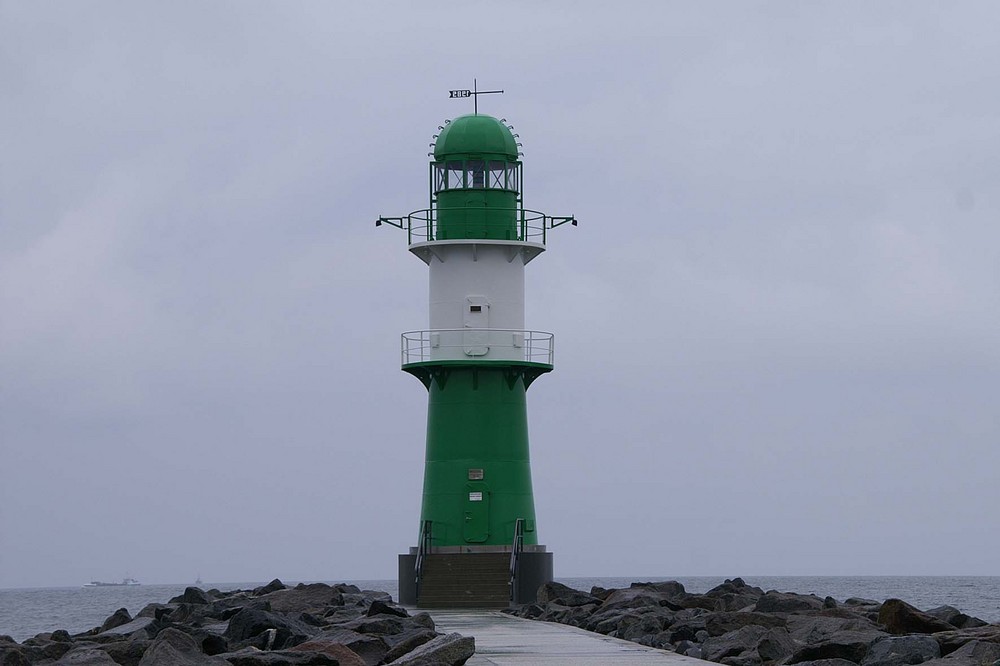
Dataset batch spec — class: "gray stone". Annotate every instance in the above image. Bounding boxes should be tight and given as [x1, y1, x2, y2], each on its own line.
[932, 626, 1000, 656]
[54, 648, 120, 665]
[387, 632, 474, 665]
[792, 661, 862, 666]
[706, 612, 788, 637]
[925, 607, 989, 631]
[787, 615, 885, 643]
[381, 628, 438, 663]
[221, 650, 341, 665]
[137, 628, 229, 665]
[862, 635, 941, 666]
[755, 591, 825, 613]
[312, 628, 388, 665]
[97, 617, 156, 638]
[879, 600, 956, 635]
[259, 583, 339, 614]
[703, 626, 770, 662]
[99, 608, 133, 633]
[223, 608, 315, 649]
[789, 630, 890, 664]
[170, 588, 212, 605]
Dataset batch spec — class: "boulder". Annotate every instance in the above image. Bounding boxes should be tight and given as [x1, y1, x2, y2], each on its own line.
[925, 607, 989, 631]
[861, 635, 941, 666]
[255, 579, 287, 595]
[54, 648, 120, 665]
[223, 608, 315, 649]
[755, 591, 825, 613]
[170, 588, 212, 605]
[259, 584, 339, 614]
[137, 627, 229, 665]
[380, 628, 438, 663]
[706, 612, 788, 637]
[702, 626, 770, 662]
[311, 628, 388, 665]
[789, 630, 890, 664]
[96, 617, 156, 638]
[366, 600, 409, 619]
[386, 632, 474, 665]
[220, 650, 339, 665]
[290, 640, 368, 666]
[930, 639, 1000, 665]
[99, 608, 133, 633]
[879, 600, 956, 635]
[931, 626, 1000, 656]
[787, 615, 885, 643]
[100, 639, 151, 666]
[791, 661, 862, 666]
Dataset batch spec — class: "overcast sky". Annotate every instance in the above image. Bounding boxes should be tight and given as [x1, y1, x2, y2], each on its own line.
[2, 1, 998, 589]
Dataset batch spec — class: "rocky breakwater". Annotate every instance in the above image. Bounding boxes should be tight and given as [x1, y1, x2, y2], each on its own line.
[506, 578, 1000, 666]
[0, 579, 475, 666]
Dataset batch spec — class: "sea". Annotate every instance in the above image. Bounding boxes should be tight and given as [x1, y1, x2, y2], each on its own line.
[2, 576, 998, 643]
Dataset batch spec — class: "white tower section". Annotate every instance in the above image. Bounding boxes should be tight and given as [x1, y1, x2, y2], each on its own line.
[408, 240, 546, 364]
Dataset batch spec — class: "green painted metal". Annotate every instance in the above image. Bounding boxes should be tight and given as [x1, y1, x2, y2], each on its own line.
[431, 114, 522, 241]
[434, 114, 519, 160]
[415, 365, 539, 547]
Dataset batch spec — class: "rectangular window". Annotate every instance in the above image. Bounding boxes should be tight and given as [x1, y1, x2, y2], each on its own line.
[466, 160, 485, 188]
[446, 161, 463, 189]
[434, 164, 446, 192]
[506, 163, 519, 192]
[488, 161, 505, 189]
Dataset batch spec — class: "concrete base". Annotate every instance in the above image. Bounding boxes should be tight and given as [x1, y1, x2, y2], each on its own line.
[398, 549, 553, 607]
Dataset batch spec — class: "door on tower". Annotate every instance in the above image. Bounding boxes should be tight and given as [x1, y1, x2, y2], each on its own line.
[463, 481, 490, 543]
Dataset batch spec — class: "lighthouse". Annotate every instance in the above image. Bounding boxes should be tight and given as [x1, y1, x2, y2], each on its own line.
[378, 110, 574, 608]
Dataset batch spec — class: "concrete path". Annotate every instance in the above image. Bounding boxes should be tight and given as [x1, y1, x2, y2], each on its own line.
[424, 609, 709, 665]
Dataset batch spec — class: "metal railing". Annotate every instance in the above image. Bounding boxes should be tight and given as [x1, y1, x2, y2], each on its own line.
[509, 518, 525, 602]
[376, 207, 575, 245]
[401, 329, 554, 366]
[414, 520, 432, 596]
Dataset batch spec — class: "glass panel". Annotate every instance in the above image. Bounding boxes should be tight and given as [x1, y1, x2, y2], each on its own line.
[506, 163, 519, 192]
[466, 160, 486, 188]
[488, 161, 504, 189]
[434, 164, 446, 191]
[446, 161, 463, 189]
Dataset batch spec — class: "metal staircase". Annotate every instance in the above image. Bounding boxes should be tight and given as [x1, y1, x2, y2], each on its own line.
[416, 552, 511, 609]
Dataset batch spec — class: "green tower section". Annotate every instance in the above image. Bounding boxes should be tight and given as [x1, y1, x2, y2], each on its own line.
[431, 114, 522, 241]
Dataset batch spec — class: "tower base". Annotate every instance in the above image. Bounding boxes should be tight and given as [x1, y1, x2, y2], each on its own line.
[398, 547, 553, 607]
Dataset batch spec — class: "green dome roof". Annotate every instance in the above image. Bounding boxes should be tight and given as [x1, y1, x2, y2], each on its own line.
[433, 114, 519, 160]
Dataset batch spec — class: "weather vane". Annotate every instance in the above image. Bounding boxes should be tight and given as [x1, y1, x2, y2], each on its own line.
[448, 78, 503, 115]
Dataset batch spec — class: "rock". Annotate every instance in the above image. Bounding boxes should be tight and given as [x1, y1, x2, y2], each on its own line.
[97, 617, 156, 638]
[925, 607, 989, 631]
[704, 579, 766, 612]
[791, 661, 861, 666]
[931, 626, 1000, 656]
[0, 644, 30, 666]
[825, 598, 840, 609]
[137, 627, 229, 665]
[706, 612, 788, 637]
[367, 599, 409, 618]
[930, 639, 1000, 665]
[311, 628, 388, 665]
[254, 579, 287, 596]
[259, 584, 339, 614]
[137, 604, 175, 619]
[223, 608, 315, 649]
[703, 626, 770, 662]
[537, 582, 581, 603]
[755, 591, 825, 613]
[339, 614, 407, 636]
[862, 635, 941, 666]
[879, 600, 956, 635]
[789, 630, 890, 664]
[387, 632, 474, 665]
[787, 615, 885, 643]
[101, 639, 152, 666]
[221, 649, 339, 665]
[51, 630, 72, 642]
[289, 639, 368, 666]
[381, 628, 438, 663]
[54, 648, 120, 665]
[169, 588, 212, 605]
[100, 608, 133, 633]
[617, 611, 673, 642]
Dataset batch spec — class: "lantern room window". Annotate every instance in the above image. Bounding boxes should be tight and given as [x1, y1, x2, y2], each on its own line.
[433, 159, 521, 193]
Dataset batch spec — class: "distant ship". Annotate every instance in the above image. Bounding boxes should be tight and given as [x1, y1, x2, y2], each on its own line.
[83, 577, 140, 587]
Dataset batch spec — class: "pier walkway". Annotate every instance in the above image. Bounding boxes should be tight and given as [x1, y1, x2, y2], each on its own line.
[425, 609, 709, 665]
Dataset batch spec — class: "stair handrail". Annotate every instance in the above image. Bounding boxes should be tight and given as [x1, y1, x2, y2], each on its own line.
[414, 520, 432, 595]
[509, 518, 525, 602]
